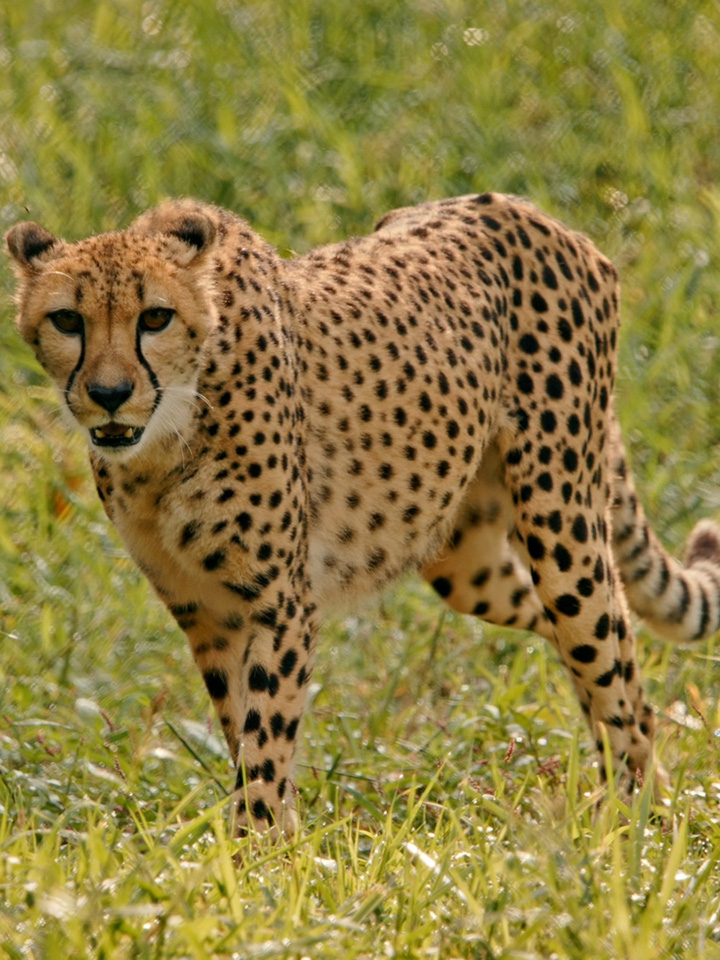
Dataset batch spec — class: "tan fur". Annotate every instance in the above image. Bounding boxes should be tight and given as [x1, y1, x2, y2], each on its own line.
[7, 193, 720, 834]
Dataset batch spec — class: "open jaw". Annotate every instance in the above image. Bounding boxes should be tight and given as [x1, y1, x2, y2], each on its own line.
[90, 422, 145, 448]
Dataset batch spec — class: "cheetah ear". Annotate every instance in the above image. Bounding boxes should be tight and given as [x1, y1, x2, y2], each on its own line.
[130, 203, 217, 268]
[162, 214, 217, 267]
[5, 222, 62, 274]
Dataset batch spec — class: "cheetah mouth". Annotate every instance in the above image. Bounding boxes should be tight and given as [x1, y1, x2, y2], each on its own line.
[90, 423, 145, 448]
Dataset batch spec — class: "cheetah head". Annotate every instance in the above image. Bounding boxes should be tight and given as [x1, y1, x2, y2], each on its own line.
[6, 209, 217, 462]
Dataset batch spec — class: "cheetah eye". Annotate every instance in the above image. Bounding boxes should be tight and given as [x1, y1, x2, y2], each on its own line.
[139, 307, 175, 333]
[48, 308, 83, 335]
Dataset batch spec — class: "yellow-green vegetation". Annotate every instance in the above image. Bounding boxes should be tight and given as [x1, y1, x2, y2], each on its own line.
[2, 1, 720, 957]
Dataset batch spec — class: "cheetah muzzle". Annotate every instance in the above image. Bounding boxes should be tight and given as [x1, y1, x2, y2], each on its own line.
[7, 192, 720, 838]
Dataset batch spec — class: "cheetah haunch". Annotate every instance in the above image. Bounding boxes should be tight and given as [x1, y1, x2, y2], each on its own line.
[7, 193, 720, 834]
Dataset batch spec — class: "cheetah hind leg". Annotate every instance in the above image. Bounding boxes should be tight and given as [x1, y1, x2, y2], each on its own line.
[431, 423, 657, 793]
[421, 445, 618, 739]
[423, 443, 554, 641]
[426, 430, 720, 647]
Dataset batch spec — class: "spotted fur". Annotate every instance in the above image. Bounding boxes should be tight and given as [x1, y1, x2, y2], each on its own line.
[6, 193, 720, 834]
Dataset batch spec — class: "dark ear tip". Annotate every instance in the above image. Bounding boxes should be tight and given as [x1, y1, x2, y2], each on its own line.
[6, 222, 59, 265]
[168, 215, 216, 252]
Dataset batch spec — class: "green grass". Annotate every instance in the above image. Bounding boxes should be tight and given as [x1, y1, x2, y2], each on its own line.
[2, 0, 720, 956]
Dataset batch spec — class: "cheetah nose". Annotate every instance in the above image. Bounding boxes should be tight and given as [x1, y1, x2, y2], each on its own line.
[87, 381, 134, 414]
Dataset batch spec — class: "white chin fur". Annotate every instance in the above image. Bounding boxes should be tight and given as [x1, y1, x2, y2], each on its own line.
[80, 385, 204, 462]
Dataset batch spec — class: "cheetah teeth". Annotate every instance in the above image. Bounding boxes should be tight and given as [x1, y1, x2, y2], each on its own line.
[90, 424, 144, 447]
[93, 427, 134, 438]
[94, 427, 118, 438]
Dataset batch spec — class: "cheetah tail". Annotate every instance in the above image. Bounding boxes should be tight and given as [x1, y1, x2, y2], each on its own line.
[611, 420, 720, 643]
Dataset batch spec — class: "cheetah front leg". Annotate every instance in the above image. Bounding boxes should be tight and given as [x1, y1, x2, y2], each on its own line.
[169, 587, 317, 836]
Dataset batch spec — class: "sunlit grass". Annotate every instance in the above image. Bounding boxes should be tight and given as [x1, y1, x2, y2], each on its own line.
[2, 0, 720, 956]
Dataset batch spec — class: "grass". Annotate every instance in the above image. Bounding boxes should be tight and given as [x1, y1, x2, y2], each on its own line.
[1, 0, 720, 956]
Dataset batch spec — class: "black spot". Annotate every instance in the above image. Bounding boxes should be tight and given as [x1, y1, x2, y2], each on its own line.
[249, 664, 270, 691]
[531, 292, 548, 313]
[571, 515, 588, 543]
[594, 613, 610, 640]
[432, 577, 452, 598]
[553, 543, 572, 572]
[537, 472, 553, 491]
[235, 512, 253, 531]
[545, 375, 564, 399]
[253, 606, 277, 628]
[181, 521, 200, 546]
[571, 298, 584, 327]
[517, 373, 534, 394]
[257, 543, 272, 561]
[542, 265, 558, 289]
[526, 535, 545, 560]
[557, 318, 572, 342]
[203, 668, 228, 699]
[595, 661, 620, 687]
[472, 568, 490, 587]
[548, 511, 562, 533]
[223, 580, 260, 601]
[203, 550, 226, 571]
[576, 578, 594, 597]
[244, 709, 261, 732]
[252, 799, 269, 821]
[519, 333, 539, 354]
[571, 644, 597, 663]
[540, 410, 557, 433]
[555, 593, 581, 616]
[280, 649, 297, 677]
[555, 250, 573, 280]
[568, 360, 582, 386]
[563, 449, 578, 472]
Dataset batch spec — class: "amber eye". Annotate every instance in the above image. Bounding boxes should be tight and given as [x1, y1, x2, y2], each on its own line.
[48, 309, 83, 335]
[139, 307, 175, 333]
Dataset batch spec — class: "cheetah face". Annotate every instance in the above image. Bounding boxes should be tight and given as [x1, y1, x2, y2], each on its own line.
[6, 216, 217, 462]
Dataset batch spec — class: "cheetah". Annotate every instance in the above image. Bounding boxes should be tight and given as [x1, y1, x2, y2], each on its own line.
[6, 193, 720, 835]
